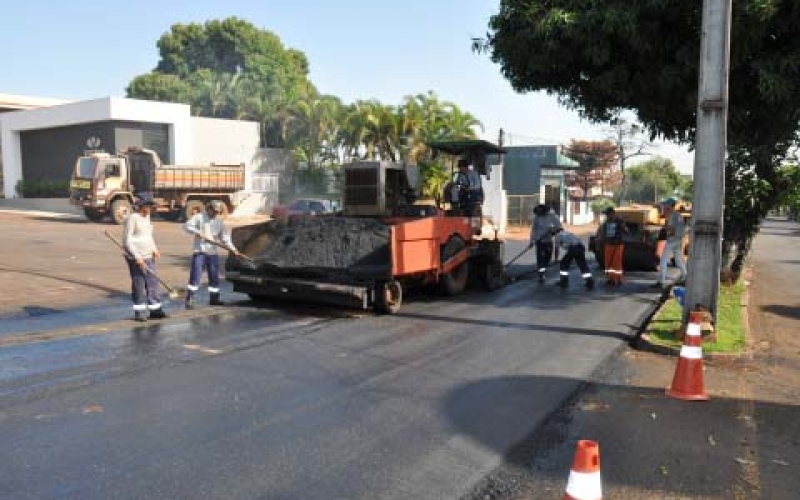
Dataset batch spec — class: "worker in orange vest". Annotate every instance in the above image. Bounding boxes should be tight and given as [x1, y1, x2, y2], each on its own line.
[596, 207, 628, 286]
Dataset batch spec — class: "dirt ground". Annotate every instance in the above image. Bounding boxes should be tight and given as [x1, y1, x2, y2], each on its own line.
[0, 210, 267, 317]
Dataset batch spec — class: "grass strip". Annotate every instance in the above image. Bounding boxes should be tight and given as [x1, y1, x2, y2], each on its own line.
[645, 280, 746, 353]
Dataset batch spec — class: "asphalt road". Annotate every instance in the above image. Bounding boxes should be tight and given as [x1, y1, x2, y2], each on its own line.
[0, 241, 665, 500]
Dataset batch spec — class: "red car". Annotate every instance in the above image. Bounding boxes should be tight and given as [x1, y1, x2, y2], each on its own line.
[271, 198, 336, 221]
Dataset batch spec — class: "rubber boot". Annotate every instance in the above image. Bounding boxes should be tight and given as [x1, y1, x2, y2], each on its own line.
[149, 307, 168, 320]
[559, 275, 569, 288]
[185, 293, 195, 310]
[210, 292, 225, 306]
[134, 311, 148, 322]
[585, 277, 595, 290]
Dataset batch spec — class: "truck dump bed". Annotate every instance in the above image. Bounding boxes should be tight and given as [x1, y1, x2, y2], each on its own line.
[151, 165, 245, 191]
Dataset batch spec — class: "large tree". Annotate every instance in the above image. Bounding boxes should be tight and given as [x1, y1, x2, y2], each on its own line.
[562, 139, 619, 200]
[127, 17, 315, 144]
[477, 1, 800, 277]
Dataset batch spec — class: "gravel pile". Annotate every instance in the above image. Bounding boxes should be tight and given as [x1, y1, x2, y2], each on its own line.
[241, 217, 392, 278]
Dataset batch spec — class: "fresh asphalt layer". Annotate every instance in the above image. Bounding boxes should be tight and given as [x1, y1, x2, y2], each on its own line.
[0, 241, 667, 500]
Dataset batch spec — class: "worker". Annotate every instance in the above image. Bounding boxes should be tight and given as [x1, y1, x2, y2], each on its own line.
[653, 197, 687, 288]
[596, 207, 628, 285]
[454, 158, 483, 216]
[183, 200, 243, 308]
[122, 195, 167, 322]
[553, 228, 595, 290]
[528, 204, 563, 283]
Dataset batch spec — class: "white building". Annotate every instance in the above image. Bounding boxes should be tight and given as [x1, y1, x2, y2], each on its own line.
[0, 95, 262, 199]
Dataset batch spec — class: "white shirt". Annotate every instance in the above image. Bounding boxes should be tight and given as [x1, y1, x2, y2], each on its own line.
[184, 212, 236, 255]
[122, 212, 158, 259]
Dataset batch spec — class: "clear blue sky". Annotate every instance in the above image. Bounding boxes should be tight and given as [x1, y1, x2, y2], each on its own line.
[1, 0, 693, 172]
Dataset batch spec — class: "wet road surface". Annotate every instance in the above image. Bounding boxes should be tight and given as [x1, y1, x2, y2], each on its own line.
[0, 242, 664, 500]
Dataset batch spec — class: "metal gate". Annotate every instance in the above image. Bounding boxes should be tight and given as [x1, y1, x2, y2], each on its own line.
[252, 173, 280, 194]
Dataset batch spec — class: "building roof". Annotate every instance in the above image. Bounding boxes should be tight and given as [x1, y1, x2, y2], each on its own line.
[0, 93, 71, 113]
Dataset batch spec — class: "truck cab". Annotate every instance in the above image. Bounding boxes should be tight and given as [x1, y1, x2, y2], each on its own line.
[69, 153, 131, 222]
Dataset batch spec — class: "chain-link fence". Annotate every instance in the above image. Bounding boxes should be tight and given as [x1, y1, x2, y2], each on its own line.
[507, 194, 540, 227]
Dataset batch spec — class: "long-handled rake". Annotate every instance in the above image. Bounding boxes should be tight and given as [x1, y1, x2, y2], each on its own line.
[103, 230, 185, 299]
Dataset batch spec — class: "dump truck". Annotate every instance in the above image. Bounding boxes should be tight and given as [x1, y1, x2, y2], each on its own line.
[225, 140, 507, 314]
[589, 203, 691, 271]
[69, 147, 246, 224]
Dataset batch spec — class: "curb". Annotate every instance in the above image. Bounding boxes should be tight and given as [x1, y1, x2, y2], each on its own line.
[630, 286, 671, 351]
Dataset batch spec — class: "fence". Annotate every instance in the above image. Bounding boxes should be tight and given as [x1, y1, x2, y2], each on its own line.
[507, 194, 540, 227]
[251, 173, 280, 194]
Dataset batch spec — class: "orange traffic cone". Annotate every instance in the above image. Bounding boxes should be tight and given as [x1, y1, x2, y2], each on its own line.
[564, 440, 602, 500]
[666, 310, 709, 401]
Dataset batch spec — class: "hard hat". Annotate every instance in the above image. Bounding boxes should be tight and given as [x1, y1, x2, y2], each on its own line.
[663, 197, 677, 206]
[207, 200, 224, 212]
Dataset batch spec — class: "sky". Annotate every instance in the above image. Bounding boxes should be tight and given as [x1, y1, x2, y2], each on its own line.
[1, 0, 695, 173]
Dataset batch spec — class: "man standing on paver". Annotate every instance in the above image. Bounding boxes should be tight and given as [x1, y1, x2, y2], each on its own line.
[122, 196, 168, 322]
[183, 200, 242, 309]
[653, 197, 688, 289]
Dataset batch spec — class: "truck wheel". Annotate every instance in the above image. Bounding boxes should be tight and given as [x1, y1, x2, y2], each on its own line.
[110, 199, 131, 225]
[83, 208, 105, 222]
[375, 280, 402, 314]
[482, 259, 506, 291]
[184, 200, 205, 221]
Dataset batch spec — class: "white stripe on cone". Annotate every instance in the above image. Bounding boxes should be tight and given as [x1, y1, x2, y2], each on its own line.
[686, 323, 702, 336]
[565, 469, 602, 499]
[680, 345, 703, 360]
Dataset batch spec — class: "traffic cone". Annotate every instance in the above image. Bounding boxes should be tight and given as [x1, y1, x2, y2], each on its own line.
[666, 310, 709, 401]
[564, 440, 602, 500]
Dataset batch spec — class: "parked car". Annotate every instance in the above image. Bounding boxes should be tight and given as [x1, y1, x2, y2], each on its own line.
[271, 198, 336, 221]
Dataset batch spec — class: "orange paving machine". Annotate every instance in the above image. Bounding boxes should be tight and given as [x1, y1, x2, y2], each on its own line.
[225, 140, 506, 314]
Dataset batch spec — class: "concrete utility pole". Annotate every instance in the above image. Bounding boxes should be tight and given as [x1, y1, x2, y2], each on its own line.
[685, 0, 732, 320]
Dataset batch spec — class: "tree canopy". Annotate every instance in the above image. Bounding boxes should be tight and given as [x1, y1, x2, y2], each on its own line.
[127, 18, 315, 127]
[478, 0, 800, 275]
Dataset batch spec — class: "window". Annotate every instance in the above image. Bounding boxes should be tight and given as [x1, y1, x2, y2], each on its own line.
[77, 158, 97, 178]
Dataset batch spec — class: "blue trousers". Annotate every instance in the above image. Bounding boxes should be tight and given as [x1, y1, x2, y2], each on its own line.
[188, 253, 220, 296]
[126, 258, 161, 312]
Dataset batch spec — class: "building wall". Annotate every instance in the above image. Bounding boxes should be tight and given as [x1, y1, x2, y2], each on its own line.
[18, 120, 171, 185]
[190, 117, 260, 190]
[0, 97, 191, 198]
[481, 163, 507, 233]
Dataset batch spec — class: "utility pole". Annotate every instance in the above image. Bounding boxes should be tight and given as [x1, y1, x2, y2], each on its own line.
[685, 0, 731, 320]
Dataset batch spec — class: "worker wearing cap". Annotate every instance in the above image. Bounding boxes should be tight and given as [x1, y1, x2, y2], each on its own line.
[454, 158, 483, 216]
[122, 195, 167, 322]
[596, 207, 628, 286]
[653, 197, 687, 288]
[183, 200, 243, 308]
[553, 228, 595, 290]
[528, 204, 563, 283]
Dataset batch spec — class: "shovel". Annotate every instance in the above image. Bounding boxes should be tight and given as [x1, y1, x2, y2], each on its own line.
[103, 230, 184, 299]
[506, 244, 534, 267]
